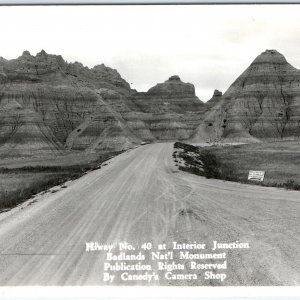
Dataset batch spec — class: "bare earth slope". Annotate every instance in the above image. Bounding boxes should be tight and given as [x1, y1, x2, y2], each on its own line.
[0, 143, 299, 286]
[0, 50, 138, 155]
[0, 52, 207, 155]
[129, 75, 206, 140]
[192, 50, 300, 142]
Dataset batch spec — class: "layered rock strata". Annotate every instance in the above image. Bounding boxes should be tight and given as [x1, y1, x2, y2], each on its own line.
[0, 51, 141, 156]
[206, 89, 222, 110]
[130, 76, 206, 140]
[0, 52, 206, 156]
[192, 50, 300, 142]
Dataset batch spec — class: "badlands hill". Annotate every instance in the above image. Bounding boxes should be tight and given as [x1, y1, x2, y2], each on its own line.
[130, 75, 206, 140]
[0, 51, 205, 157]
[192, 50, 300, 142]
[1, 49, 299, 158]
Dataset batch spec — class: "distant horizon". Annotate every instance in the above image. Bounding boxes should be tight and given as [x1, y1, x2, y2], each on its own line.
[0, 47, 297, 102]
[1, 5, 300, 101]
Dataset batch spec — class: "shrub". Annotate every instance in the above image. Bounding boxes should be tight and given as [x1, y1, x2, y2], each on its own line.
[284, 179, 300, 190]
[199, 150, 221, 179]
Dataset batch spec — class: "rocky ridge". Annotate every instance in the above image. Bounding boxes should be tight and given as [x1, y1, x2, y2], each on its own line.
[130, 76, 206, 140]
[1, 49, 300, 158]
[0, 51, 206, 157]
[205, 89, 223, 110]
[192, 50, 300, 142]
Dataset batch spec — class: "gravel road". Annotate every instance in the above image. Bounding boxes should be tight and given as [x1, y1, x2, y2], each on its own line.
[0, 143, 299, 285]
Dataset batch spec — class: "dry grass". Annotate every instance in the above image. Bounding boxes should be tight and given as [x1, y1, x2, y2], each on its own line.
[175, 140, 300, 190]
[0, 172, 68, 210]
[0, 152, 103, 169]
[0, 151, 122, 211]
[206, 140, 300, 188]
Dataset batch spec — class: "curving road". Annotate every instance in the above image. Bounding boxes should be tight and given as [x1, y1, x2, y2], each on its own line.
[0, 143, 299, 285]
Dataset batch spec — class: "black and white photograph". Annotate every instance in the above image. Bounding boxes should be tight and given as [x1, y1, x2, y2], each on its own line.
[0, 2, 299, 287]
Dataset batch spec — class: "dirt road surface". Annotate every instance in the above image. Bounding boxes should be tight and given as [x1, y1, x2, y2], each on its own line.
[0, 143, 299, 285]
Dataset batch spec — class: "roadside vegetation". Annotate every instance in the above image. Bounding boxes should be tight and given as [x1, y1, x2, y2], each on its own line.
[0, 151, 122, 212]
[174, 141, 300, 191]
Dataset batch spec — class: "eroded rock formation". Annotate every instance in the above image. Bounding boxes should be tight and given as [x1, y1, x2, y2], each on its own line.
[192, 50, 300, 142]
[0, 52, 206, 157]
[3, 49, 298, 156]
[206, 89, 222, 110]
[130, 76, 206, 140]
[0, 50, 141, 156]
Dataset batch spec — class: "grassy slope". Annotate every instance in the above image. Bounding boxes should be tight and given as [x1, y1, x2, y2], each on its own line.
[175, 140, 300, 190]
[0, 151, 121, 211]
[208, 141, 300, 186]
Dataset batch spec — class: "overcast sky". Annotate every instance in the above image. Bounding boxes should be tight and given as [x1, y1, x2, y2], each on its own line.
[0, 5, 300, 101]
